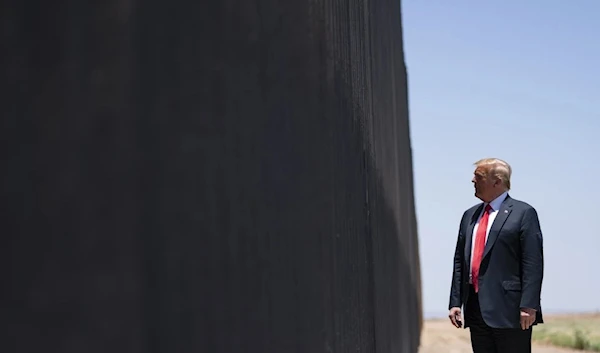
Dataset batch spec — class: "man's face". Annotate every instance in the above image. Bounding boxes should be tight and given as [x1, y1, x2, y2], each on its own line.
[472, 166, 499, 202]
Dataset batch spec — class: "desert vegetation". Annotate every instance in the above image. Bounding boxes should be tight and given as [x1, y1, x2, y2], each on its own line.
[419, 313, 600, 353]
[532, 313, 600, 351]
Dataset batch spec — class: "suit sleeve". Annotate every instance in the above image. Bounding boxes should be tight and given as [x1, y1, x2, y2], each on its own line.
[449, 212, 466, 310]
[520, 207, 544, 310]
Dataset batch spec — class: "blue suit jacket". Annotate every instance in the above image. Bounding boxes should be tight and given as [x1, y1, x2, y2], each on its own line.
[449, 195, 544, 329]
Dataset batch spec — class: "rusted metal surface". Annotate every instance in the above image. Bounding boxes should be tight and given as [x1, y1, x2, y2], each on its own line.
[1, 0, 420, 352]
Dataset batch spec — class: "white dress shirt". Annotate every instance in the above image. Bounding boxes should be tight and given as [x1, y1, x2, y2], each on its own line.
[469, 191, 508, 283]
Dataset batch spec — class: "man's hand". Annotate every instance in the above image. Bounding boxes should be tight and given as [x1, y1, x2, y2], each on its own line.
[520, 308, 536, 330]
[449, 307, 462, 328]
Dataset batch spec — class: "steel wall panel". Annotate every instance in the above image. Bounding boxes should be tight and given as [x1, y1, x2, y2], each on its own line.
[1, 0, 421, 352]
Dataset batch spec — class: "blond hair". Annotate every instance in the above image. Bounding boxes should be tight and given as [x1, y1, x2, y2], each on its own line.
[474, 158, 512, 190]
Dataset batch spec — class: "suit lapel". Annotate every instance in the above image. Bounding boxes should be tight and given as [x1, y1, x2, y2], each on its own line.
[482, 195, 514, 259]
[464, 204, 484, 267]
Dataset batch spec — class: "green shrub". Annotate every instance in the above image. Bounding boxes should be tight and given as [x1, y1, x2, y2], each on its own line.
[533, 327, 600, 352]
[573, 329, 590, 350]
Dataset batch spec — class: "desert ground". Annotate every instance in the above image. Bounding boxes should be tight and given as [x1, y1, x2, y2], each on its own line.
[419, 313, 600, 353]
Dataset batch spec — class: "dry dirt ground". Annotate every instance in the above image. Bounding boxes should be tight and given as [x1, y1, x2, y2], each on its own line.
[418, 319, 582, 353]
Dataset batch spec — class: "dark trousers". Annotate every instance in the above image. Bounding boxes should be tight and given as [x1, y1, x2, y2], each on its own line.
[465, 286, 532, 353]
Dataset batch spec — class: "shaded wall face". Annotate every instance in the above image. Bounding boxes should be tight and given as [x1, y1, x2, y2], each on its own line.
[1, 0, 421, 352]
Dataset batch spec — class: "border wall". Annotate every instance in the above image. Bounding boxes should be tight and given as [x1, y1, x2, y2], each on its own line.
[1, 0, 421, 352]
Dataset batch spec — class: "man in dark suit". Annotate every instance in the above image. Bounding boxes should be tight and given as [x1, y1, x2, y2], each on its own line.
[448, 158, 544, 353]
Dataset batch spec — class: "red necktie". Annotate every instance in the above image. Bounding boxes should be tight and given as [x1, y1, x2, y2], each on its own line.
[472, 204, 492, 292]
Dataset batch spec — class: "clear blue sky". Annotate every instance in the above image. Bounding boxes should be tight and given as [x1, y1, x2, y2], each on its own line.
[402, 0, 600, 317]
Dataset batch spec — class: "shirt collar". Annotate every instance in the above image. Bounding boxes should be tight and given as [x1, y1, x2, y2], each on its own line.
[487, 191, 508, 211]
